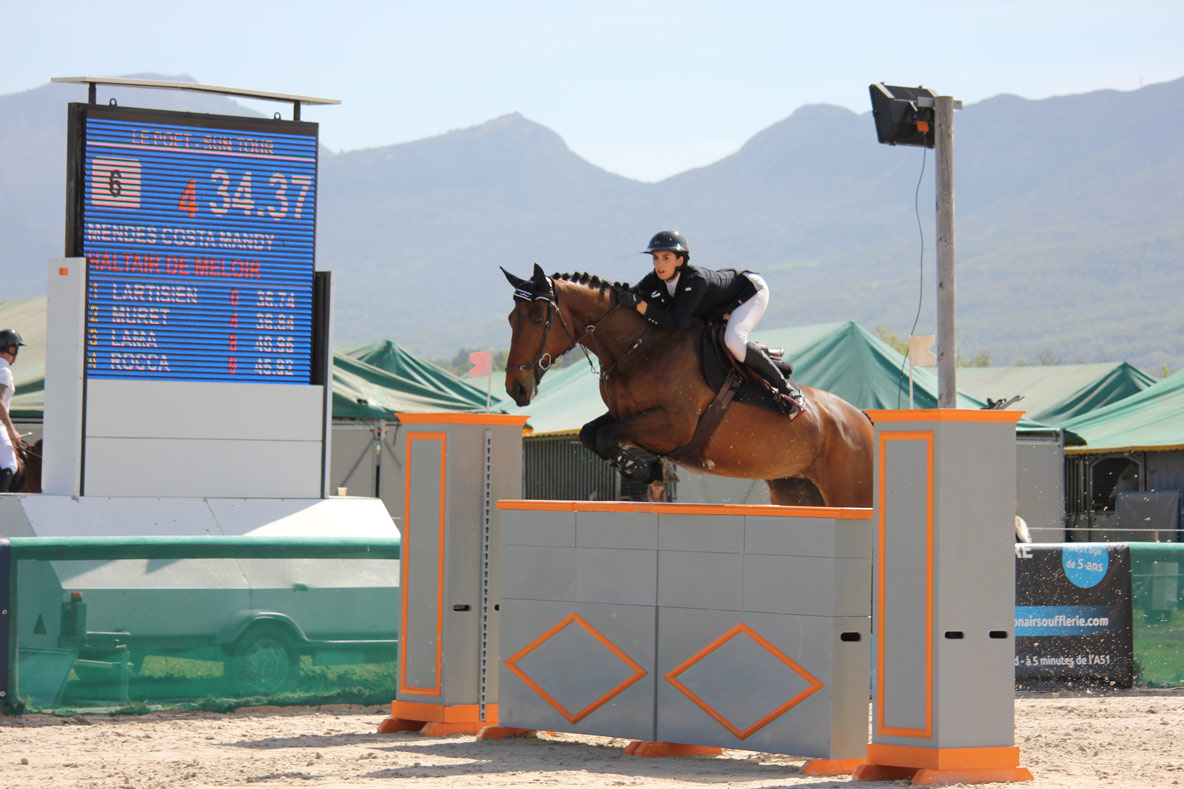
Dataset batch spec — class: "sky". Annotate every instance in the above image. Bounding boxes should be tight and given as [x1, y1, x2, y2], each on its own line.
[2, 1, 1182, 182]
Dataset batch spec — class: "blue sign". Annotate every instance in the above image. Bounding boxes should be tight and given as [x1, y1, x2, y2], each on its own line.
[1062, 544, 1110, 588]
[70, 106, 318, 384]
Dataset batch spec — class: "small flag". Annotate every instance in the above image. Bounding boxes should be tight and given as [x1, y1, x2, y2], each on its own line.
[468, 349, 493, 378]
[908, 335, 937, 366]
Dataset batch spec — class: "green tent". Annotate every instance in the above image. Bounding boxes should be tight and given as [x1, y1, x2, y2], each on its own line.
[502, 320, 1071, 438]
[955, 363, 1155, 425]
[0, 298, 498, 420]
[1061, 368, 1184, 453]
[333, 341, 496, 419]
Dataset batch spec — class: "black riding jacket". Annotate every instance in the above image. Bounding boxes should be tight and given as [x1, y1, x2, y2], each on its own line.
[632, 263, 757, 334]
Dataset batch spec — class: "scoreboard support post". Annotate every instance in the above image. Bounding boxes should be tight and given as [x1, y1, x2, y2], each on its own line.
[43, 259, 87, 496]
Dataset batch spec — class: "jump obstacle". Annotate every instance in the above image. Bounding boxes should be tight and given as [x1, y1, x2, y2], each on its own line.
[379, 410, 1032, 785]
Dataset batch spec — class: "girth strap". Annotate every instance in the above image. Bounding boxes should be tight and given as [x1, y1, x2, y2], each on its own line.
[664, 369, 742, 467]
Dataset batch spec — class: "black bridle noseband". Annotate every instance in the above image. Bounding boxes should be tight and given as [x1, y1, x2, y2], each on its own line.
[506, 277, 650, 383]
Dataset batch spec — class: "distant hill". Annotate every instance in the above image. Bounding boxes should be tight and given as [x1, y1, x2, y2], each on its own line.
[2, 75, 1182, 371]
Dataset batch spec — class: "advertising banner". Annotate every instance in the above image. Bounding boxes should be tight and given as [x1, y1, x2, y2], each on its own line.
[1014, 543, 1133, 688]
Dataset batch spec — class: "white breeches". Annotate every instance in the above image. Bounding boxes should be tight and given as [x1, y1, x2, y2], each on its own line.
[0, 440, 17, 473]
[724, 273, 768, 361]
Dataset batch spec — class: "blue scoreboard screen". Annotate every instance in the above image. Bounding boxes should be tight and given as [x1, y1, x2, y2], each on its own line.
[67, 105, 319, 384]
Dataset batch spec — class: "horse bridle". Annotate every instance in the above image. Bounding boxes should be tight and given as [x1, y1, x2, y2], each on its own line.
[507, 277, 649, 383]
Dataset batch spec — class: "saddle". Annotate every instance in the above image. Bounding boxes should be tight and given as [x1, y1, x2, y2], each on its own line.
[664, 323, 800, 467]
[700, 323, 796, 412]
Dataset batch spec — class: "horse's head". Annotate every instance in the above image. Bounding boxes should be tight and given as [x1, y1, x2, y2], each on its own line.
[502, 263, 573, 406]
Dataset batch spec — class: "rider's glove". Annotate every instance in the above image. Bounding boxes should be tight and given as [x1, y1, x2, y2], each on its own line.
[617, 289, 641, 308]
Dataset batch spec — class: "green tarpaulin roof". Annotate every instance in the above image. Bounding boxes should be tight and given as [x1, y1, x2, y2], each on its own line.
[954, 363, 1155, 425]
[333, 340, 497, 418]
[0, 298, 499, 420]
[1061, 367, 1184, 453]
[501, 320, 1075, 439]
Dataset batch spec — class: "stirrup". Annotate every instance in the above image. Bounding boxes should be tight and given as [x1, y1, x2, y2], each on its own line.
[775, 388, 805, 420]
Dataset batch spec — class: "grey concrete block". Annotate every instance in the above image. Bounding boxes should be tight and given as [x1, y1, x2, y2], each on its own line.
[576, 510, 658, 549]
[501, 509, 576, 547]
[657, 512, 744, 553]
[743, 555, 872, 617]
[745, 513, 873, 559]
[576, 547, 657, 606]
[658, 551, 743, 611]
[501, 545, 576, 601]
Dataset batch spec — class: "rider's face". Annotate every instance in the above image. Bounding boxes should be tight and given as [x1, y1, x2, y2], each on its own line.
[651, 251, 681, 281]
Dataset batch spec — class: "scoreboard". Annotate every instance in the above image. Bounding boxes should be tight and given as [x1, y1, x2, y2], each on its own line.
[67, 104, 319, 384]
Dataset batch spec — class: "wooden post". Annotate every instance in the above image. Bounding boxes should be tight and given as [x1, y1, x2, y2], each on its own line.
[935, 96, 957, 408]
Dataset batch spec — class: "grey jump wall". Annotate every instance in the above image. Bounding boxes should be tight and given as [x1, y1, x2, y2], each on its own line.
[496, 501, 873, 761]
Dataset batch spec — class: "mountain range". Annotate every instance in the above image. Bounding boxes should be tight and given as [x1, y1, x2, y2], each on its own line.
[2, 75, 1181, 371]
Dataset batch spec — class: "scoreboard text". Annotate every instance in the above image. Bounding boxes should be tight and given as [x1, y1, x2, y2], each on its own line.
[68, 105, 319, 384]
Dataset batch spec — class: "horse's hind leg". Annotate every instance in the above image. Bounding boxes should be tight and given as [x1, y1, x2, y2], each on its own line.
[766, 477, 825, 507]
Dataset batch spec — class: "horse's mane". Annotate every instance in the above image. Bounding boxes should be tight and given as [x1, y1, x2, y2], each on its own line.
[550, 271, 632, 296]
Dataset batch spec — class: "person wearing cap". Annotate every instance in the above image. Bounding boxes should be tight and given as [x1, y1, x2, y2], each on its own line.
[620, 231, 803, 412]
[0, 328, 26, 491]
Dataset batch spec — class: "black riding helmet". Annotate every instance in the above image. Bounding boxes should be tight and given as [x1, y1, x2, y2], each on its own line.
[0, 328, 24, 354]
[641, 230, 690, 262]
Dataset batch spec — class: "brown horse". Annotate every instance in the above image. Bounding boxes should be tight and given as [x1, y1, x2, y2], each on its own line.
[11, 439, 43, 493]
[502, 265, 873, 507]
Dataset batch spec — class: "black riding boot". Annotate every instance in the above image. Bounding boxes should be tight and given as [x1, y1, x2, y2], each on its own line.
[0, 466, 13, 493]
[743, 342, 804, 415]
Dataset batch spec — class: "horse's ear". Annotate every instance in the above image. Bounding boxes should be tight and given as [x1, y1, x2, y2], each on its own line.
[531, 263, 549, 288]
[501, 266, 528, 291]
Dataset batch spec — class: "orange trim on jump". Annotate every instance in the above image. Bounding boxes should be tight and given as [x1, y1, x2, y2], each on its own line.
[503, 612, 648, 725]
[865, 409, 1024, 424]
[378, 701, 500, 736]
[865, 743, 1023, 769]
[875, 431, 934, 740]
[623, 741, 723, 758]
[496, 499, 873, 519]
[855, 744, 1033, 784]
[664, 622, 824, 740]
[395, 412, 529, 426]
[398, 432, 448, 697]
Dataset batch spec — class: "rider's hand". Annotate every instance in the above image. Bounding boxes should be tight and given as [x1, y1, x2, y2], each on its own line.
[617, 289, 641, 308]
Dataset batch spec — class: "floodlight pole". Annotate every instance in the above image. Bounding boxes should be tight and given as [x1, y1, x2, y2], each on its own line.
[934, 96, 958, 408]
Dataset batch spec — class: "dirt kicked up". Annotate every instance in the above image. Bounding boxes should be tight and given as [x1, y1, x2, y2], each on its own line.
[3, 689, 1182, 789]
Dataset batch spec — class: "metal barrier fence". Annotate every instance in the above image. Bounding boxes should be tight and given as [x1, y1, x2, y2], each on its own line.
[1, 535, 400, 714]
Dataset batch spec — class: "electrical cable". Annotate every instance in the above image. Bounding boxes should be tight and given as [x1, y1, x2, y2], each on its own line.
[895, 145, 928, 409]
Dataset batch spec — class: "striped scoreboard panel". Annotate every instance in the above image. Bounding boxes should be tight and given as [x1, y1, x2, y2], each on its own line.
[67, 104, 318, 384]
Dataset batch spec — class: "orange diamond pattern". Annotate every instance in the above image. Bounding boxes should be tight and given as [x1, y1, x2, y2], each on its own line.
[504, 611, 648, 724]
[665, 621, 824, 739]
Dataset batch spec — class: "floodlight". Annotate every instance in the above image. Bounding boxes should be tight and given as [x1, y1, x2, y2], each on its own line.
[869, 84, 937, 148]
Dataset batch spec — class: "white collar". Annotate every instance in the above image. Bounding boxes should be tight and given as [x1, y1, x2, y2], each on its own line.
[664, 272, 680, 295]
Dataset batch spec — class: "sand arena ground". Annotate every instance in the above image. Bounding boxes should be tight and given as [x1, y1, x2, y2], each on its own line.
[3, 689, 1182, 788]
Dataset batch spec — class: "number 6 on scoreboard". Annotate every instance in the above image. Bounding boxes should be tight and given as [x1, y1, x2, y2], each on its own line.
[92, 157, 142, 209]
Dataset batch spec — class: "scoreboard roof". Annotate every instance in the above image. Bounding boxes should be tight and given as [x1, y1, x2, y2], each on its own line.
[52, 76, 341, 107]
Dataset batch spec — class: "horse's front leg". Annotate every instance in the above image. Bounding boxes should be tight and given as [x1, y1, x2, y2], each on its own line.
[579, 410, 682, 484]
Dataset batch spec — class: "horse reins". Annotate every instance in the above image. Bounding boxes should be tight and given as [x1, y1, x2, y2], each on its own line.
[508, 277, 651, 383]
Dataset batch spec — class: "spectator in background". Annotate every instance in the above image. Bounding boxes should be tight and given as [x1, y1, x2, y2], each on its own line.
[0, 328, 26, 492]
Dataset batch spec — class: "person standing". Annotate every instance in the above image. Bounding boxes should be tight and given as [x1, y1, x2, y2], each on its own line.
[0, 328, 26, 492]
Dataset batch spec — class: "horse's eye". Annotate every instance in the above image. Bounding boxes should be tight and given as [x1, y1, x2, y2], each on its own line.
[533, 314, 544, 326]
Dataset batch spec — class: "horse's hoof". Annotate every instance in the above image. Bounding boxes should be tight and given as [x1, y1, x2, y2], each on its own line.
[657, 459, 680, 483]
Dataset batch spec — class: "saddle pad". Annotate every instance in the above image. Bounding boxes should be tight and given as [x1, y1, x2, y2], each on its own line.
[698, 322, 786, 414]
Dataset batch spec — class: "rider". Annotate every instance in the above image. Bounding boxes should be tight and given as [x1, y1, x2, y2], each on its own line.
[620, 231, 803, 412]
[0, 328, 25, 492]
